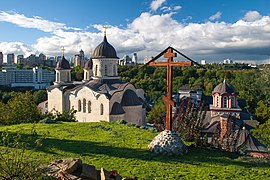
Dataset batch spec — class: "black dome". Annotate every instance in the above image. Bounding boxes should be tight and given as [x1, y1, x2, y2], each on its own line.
[93, 36, 118, 59]
[56, 56, 70, 70]
[212, 80, 237, 95]
[84, 58, 93, 70]
[110, 102, 125, 115]
[121, 89, 142, 106]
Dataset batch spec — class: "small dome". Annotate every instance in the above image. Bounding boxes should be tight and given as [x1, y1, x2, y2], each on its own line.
[121, 89, 142, 106]
[56, 56, 71, 70]
[212, 80, 237, 95]
[110, 102, 125, 115]
[84, 58, 93, 70]
[93, 36, 118, 59]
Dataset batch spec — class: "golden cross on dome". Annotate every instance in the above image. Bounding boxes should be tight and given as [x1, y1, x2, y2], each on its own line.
[61, 46, 65, 57]
[103, 25, 107, 36]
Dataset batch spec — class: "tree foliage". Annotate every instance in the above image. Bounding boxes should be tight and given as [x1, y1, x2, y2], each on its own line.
[0, 92, 41, 125]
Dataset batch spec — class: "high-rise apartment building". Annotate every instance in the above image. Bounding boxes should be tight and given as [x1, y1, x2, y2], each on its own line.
[0, 52, 3, 66]
[7, 53, 15, 64]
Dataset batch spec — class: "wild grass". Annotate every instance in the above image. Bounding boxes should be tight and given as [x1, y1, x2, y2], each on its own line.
[0, 122, 269, 179]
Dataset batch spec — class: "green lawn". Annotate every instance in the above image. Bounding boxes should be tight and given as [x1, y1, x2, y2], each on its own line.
[0, 122, 269, 179]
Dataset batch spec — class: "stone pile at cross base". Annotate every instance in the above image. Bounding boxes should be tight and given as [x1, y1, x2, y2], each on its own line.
[45, 158, 137, 180]
[148, 130, 188, 155]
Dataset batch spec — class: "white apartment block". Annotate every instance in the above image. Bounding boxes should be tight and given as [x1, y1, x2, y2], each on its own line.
[0, 67, 55, 89]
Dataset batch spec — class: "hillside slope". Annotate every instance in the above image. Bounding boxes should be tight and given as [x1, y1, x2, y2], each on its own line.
[0, 122, 269, 179]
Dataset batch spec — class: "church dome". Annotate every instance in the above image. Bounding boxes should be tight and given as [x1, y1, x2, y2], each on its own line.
[56, 56, 71, 70]
[110, 102, 125, 115]
[84, 58, 93, 70]
[212, 80, 237, 95]
[93, 36, 118, 59]
[121, 89, 142, 106]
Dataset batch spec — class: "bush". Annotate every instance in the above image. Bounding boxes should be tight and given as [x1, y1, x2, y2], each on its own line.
[0, 130, 43, 179]
[0, 92, 41, 125]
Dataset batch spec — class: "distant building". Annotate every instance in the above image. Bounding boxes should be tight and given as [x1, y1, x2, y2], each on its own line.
[7, 53, 15, 65]
[0, 52, 3, 66]
[0, 67, 55, 89]
[201, 60, 206, 65]
[144, 56, 153, 64]
[223, 58, 233, 64]
[118, 53, 138, 66]
[71, 49, 86, 67]
[178, 85, 202, 104]
[17, 55, 24, 64]
[132, 52, 138, 64]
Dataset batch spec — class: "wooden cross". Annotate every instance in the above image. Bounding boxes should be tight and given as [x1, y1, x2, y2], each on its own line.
[61, 46, 65, 57]
[148, 47, 193, 130]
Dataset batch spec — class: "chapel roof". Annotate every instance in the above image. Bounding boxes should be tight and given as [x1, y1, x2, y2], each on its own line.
[121, 89, 142, 106]
[212, 79, 237, 95]
[110, 102, 125, 115]
[56, 56, 71, 70]
[84, 58, 93, 70]
[92, 35, 118, 59]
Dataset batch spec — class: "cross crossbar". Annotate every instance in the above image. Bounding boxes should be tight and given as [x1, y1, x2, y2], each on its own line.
[148, 47, 193, 130]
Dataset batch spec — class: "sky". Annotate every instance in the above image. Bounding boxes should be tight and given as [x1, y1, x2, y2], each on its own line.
[0, 0, 270, 63]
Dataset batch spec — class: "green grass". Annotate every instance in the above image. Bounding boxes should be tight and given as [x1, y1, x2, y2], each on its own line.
[0, 122, 269, 179]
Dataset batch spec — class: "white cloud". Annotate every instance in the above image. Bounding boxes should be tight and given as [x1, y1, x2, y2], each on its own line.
[0, 42, 35, 62]
[0, 11, 81, 33]
[209, 11, 222, 21]
[1, 10, 270, 63]
[173, 6, 182, 11]
[243, 11, 262, 22]
[150, 0, 166, 11]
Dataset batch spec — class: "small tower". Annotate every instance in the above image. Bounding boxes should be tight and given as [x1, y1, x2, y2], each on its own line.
[210, 79, 242, 117]
[92, 26, 119, 79]
[54, 47, 71, 84]
[132, 52, 138, 64]
[83, 51, 93, 82]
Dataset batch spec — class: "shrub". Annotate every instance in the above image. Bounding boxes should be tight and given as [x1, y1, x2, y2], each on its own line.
[0, 130, 43, 179]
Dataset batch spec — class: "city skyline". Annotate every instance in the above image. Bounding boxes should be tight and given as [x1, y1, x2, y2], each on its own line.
[0, 0, 270, 63]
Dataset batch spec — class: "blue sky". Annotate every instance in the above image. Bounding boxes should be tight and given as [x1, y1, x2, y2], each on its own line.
[0, 0, 270, 63]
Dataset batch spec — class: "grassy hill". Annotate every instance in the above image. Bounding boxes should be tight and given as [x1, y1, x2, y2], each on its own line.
[0, 122, 269, 179]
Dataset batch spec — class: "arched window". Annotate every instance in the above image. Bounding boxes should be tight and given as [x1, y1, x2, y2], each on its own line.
[216, 96, 219, 107]
[223, 96, 228, 108]
[105, 65, 108, 76]
[95, 65, 98, 76]
[88, 101, 91, 113]
[113, 65, 116, 75]
[83, 98, 86, 113]
[57, 72, 60, 82]
[100, 103, 104, 115]
[231, 96, 235, 108]
[78, 100, 81, 112]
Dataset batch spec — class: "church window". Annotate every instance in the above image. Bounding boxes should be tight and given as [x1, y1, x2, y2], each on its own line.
[105, 65, 108, 76]
[95, 65, 98, 76]
[113, 65, 116, 75]
[231, 96, 235, 108]
[88, 101, 91, 113]
[57, 72, 60, 82]
[223, 96, 228, 108]
[216, 96, 219, 107]
[100, 103, 104, 115]
[83, 98, 86, 113]
[78, 100, 81, 112]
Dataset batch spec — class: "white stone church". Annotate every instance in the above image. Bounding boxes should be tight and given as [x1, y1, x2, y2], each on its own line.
[47, 34, 146, 126]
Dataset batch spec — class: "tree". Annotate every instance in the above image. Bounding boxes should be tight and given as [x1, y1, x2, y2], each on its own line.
[33, 90, 47, 105]
[0, 92, 41, 125]
[255, 100, 270, 123]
